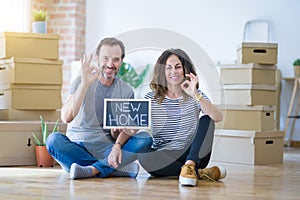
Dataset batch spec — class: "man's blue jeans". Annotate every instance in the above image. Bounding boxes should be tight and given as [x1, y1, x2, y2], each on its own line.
[46, 131, 152, 178]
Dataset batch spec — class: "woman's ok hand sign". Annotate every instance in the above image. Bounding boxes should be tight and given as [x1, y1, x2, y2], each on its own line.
[181, 73, 198, 97]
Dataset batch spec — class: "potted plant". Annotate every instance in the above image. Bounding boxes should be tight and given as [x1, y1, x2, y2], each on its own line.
[293, 59, 300, 77]
[32, 116, 59, 167]
[32, 9, 48, 33]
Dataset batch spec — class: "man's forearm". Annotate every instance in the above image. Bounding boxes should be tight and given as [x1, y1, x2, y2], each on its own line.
[115, 131, 131, 147]
[61, 83, 89, 123]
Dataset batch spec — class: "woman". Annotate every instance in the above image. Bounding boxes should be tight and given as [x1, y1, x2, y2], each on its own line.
[138, 48, 226, 186]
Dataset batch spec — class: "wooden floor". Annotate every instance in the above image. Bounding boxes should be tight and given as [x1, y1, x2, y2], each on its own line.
[0, 147, 299, 200]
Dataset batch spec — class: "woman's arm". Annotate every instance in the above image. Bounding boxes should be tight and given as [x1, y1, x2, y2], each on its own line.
[181, 73, 223, 122]
[194, 92, 223, 122]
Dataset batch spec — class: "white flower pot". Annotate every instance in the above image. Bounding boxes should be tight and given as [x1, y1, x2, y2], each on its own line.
[294, 65, 300, 77]
[32, 22, 47, 33]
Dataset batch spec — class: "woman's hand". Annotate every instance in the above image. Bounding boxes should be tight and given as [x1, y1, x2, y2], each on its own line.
[108, 144, 122, 168]
[80, 54, 100, 86]
[181, 73, 223, 122]
[181, 73, 198, 97]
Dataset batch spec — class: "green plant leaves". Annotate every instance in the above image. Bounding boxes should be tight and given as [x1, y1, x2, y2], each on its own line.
[33, 9, 47, 22]
[31, 132, 41, 146]
[32, 116, 60, 146]
[52, 119, 60, 133]
[293, 59, 300, 66]
[117, 62, 151, 88]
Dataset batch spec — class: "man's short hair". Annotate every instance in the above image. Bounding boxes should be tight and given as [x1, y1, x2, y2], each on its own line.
[95, 37, 125, 59]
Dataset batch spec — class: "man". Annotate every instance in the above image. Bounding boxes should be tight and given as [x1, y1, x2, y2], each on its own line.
[46, 37, 152, 179]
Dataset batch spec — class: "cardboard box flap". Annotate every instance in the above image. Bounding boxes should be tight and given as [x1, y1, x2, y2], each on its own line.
[237, 42, 278, 49]
[0, 57, 63, 65]
[219, 63, 276, 70]
[0, 84, 61, 90]
[217, 104, 275, 111]
[223, 84, 276, 90]
[215, 129, 284, 138]
[0, 32, 60, 40]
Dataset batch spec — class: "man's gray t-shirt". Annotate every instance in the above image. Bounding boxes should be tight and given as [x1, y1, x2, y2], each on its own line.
[66, 77, 134, 146]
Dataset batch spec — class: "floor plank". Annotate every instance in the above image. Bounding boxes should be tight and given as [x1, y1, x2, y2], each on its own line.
[0, 147, 299, 199]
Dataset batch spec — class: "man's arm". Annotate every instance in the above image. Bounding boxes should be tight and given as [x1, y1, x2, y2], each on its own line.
[61, 54, 100, 123]
[61, 83, 90, 123]
[108, 129, 138, 168]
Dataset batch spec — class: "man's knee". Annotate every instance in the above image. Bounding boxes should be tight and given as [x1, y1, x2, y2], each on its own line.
[46, 132, 64, 150]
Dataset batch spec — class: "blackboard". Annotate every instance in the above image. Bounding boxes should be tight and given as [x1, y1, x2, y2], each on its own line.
[103, 98, 151, 129]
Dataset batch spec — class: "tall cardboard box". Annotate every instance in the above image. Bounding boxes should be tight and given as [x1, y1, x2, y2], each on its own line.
[216, 105, 275, 131]
[212, 129, 284, 165]
[220, 64, 276, 85]
[223, 84, 276, 106]
[0, 32, 59, 59]
[0, 121, 67, 166]
[237, 42, 278, 64]
[0, 57, 63, 85]
[0, 84, 62, 110]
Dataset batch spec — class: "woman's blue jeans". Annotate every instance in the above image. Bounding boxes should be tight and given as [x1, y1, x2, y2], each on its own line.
[46, 131, 152, 178]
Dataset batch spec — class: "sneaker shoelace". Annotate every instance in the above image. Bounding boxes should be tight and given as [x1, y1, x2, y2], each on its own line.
[199, 171, 217, 182]
[185, 164, 195, 175]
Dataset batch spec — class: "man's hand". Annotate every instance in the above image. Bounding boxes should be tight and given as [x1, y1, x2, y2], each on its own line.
[80, 54, 100, 86]
[111, 129, 121, 139]
[108, 144, 122, 168]
[120, 128, 138, 136]
[108, 128, 138, 168]
[111, 128, 138, 139]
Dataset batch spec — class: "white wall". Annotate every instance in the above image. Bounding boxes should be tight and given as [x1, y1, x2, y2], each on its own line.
[85, 0, 300, 140]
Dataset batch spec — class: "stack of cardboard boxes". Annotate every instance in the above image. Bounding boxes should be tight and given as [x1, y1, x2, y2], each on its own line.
[0, 32, 63, 120]
[212, 42, 284, 165]
[0, 32, 66, 165]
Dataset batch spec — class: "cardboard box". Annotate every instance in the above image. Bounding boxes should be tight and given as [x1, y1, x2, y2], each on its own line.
[0, 32, 59, 59]
[223, 84, 276, 106]
[212, 129, 284, 165]
[220, 64, 276, 85]
[237, 42, 278, 64]
[0, 109, 61, 121]
[0, 84, 62, 110]
[0, 121, 67, 166]
[219, 63, 276, 69]
[216, 105, 275, 131]
[0, 57, 63, 85]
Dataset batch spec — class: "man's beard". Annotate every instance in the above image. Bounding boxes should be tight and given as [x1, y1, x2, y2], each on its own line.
[101, 65, 116, 80]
